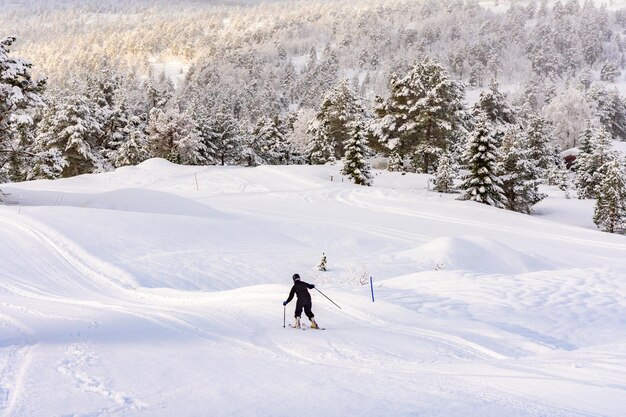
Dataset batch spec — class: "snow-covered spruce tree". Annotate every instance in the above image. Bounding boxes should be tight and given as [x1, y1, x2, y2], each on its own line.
[306, 79, 363, 164]
[579, 120, 596, 154]
[387, 149, 404, 172]
[461, 112, 505, 208]
[497, 126, 545, 214]
[207, 111, 242, 166]
[593, 156, 626, 233]
[185, 101, 219, 165]
[33, 90, 104, 178]
[254, 115, 290, 165]
[472, 77, 515, 140]
[587, 84, 626, 141]
[575, 128, 616, 199]
[600, 60, 621, 83]
[0, 36, 45, 189]
[146, 107, 179, 162]
[112, 115, 148, 167]
[88, 68, 129, 156]
[525, 113, 552, 175]
[341, 124, 372, 186]
[147, 107, 206, 165]
[145, 69, 174, 110]
[374, 58, 466, 173]
[432, 152, 456, 193]
[306, 117, 336, 165]
[2, 118, 35, 182]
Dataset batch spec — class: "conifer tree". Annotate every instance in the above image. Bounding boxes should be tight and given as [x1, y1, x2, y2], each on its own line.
[341, 124, 372, 186]
[254, 115, 290, 165]
[374, 58, 466, 173]
[497, 126, 545, 213]
[112, 115, 148, 167]
[525, 113, 552, 175]
[432, 152, 456, 193]
[207, 111, 241, 166]
[33, 91, 104, 178]
[27, 148, 66, 180]
[593, 156, 626, 233]
[461, 113, 505, 208]
[307, 80, 363, 164]
[0, 36, 45, 190]
[575, 128, 616, 199]
[387, 149, 404, 172]
[472, 77, 515, 129]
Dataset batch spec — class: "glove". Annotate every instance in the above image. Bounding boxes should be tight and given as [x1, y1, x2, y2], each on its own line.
[310, 284, 315, 289]
[282, 301, 287, 306]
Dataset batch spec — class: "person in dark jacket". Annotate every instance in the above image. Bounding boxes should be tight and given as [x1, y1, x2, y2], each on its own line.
[283, 273, 319, 329]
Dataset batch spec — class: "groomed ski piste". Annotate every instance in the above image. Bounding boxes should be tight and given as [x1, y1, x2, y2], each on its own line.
[1, 159, 625, 417]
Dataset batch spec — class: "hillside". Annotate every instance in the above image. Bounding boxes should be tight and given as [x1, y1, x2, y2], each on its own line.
[1, 160, 625, 416]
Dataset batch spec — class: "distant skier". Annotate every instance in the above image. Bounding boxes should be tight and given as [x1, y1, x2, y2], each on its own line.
[283, 273, 320, 329]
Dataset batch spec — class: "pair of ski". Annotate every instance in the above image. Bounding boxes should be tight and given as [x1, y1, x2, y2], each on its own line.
[288, 324, 326, 331]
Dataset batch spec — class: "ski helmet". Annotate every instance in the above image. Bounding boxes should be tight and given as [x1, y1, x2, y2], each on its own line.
[292, 273, 300, 282]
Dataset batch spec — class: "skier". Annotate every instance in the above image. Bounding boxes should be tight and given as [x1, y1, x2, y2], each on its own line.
[283, 273, 320, 329]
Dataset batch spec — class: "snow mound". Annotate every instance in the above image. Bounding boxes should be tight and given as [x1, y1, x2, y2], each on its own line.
[400, 236, 556, 274]
[11, 188, 227, 218]
[80, 188, 227, 218]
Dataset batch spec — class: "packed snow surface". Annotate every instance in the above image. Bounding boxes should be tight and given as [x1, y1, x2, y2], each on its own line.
[1, 159, 625, 416]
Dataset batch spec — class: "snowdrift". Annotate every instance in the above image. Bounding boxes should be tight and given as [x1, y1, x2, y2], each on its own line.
[4, 187, 227, 218]
[398, 236, 557, 274]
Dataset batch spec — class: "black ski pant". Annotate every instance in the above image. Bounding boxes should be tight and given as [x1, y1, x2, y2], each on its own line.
[295, 299, 314, 319]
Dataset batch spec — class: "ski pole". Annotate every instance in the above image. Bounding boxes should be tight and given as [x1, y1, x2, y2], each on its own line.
[315, 288, 342, 310]
[283, 304, 286, 328]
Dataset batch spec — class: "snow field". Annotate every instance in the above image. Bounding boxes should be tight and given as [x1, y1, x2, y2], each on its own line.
[1, 159, 625, 416]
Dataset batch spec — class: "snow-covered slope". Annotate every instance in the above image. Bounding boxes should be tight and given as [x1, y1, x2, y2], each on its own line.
[1, 160, 625, 416]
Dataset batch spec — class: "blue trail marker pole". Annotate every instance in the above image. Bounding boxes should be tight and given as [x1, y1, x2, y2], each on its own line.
[370, 276, 375, 302]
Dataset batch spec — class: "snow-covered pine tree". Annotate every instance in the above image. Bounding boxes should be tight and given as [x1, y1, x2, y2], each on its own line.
[0, 36, 45, 190]
[207, 111, 241, 166]
[88, 68, 129, 156]
[147, 107, 206, 165]
[575, 127, 616, 199]
[587, 84, 626, 141]
[145, 69, 174, 110]
[525, 113, 552, 175]
[146, 107, 178, 162]
[497, 126, 545, 214]
[472, 77, 515, 136]
[387, 149, 404, 172]
[254, 115, 290, 165]
[341, 123, 372, 186]
[306, 117, 336, 165]
[461, 112, 505, 208]
[33, 90, 104, 178]
[112, 115, 148, 167]
[579, 120, 596, 154]
[600, 60, 621, 83]
[374, 57, 465, 173]
[432, 151, 457, 193]
[306, 79, 363, 164]
[2, 118, 35, 182]
[593, 156, 626, 233]
[27, 148, 66, 180]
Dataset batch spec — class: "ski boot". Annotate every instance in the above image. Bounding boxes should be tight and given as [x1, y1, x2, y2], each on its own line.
[310, 318, 319, 329]
[294, 317, 301, 329]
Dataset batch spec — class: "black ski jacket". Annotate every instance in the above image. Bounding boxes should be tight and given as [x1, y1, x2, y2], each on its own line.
[285, 281, 314, 304]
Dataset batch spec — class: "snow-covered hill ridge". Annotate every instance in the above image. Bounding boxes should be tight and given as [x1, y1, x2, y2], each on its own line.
[1, 160, 625, 416]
